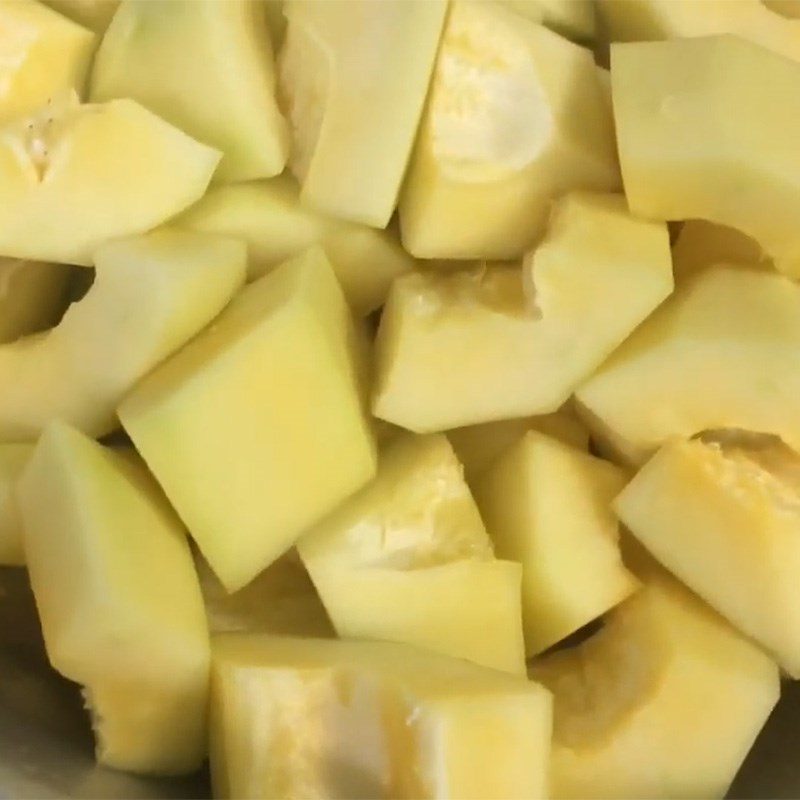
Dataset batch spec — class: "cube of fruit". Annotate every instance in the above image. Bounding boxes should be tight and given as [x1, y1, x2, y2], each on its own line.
[399, 3, 619, 260]
[598, 0, 800, 61]
[612, 35, 800, 278]
[178, 176, 413, 315]
[0, 0, 94, 123]
[0, 258, 71, 342]
[672, 220, 769, 280]
[43, 0, 118, 32]
[505, 0, 596, 41]
[375, 193, 673, 431]
[0, 444, 33, 566]
[448, 407, 589, 483]
[298, 434, 525, 674]
[0, 95, 220, 265]
[616, 434, 800, 676]
[211, 635, 552, 800]
[473, 431, 638, 655]
[531, 570, 780, 799]
[195, 549, 333, 639]
[119, 247, 377, 592]
[17, 423, 209, 775]
[92, 0, 288, 183]
[0, 228, 245, 440]
[278, 0, 447, 227]
[576, 266, 800, 464]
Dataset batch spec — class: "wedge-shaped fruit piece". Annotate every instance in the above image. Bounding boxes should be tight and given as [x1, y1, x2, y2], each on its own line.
[505, 0, 596, 41]
[672, 220, 769, 280]
[178, 176, 413, 315]
[0, 445, 33, 566]
[613, 36, 800, 278]
[92, 0, 288, 183]
[0, 0, 94, 123]
[17, 423, 209, 775]
[119, 247, 377, 593]
[616, 434, 800, 676]
[531, 571, 780, 799]
[576, 266, 800, 464]
[298, 434, 525, 674]
[278, 0, 447, 227]
[473, 431, 638, 655]
[211, 635, 552, 800]
[0, 258, 71, 342]
[599, 1, 800, 61]
[196, 549, 333, 639]
[375, 193, 673, 431]
[448, 407, 589, 483]
[0, 229, 245, 440]
[43, 0, 118, 32]
[399, 4, 619, 260]
[0, 96, 220, 265]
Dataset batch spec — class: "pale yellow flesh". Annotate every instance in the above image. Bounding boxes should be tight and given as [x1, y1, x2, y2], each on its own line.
[0, 258, 71, 342]
[576, 266, 800, 464]
[211, 635, 552, 800]
[399, 3, 619, 260]
[0, 444, 33, 566]
[0, 97, 220, 265]
[298, 434, 525, 674]
[0, 0, 95, 123]
[671, 220, 769, 280]
[119, 247, 377, 592]
[616, 435, 800, 676]
[17, 422, 209, 775]
[177, 175, 413, 315]
[531, 572, 780, 799]
[279, 0, 447, 227]
[598, 0, 800, 61]
[195, 548, 334, 639]
[473, 431, 638, 655]
[0, 228, 246, 440]
[612, 35, 800, 277]
[375, 192, 673, 431]
[504, 0, 596, 41]
[91, 0, 288, 182]
[447, 406, 590, 484]
[42, 0, 119, 32]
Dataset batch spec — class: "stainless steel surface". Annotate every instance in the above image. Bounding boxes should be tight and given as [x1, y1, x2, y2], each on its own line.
[1, 565, 799, 799]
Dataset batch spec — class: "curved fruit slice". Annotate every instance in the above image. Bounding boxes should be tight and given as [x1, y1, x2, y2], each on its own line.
[0, 258, 71, 342]
[0, 228, 246, 440]
[17, 423, 209, 775]
[399, 3, 619, 260]
[298, 433, 526, 674]
[92, 0, 288, 182]
[0, 96, 220, 264]
[473, 431, 638, 656]
[598, 0, 800, 61]
[448, 406, 589, 484]
[505, 0, 596, 41]
[531, 571, 780, 799]
[0, 444, 33, 566]
[575, 266, 800, 464]
[0, 0, 94, 123]
[178, 176, 413, 315]
[211, 635, 552, 800]
[671, 220, 769, 280]
[612, 35, 800, 278]
[43, 0, 119, 32]
[616, 434, 800, 677]
[278, 0, 447, 227]
[195, 549, 333, 639]
[119, 247, 377, 593]
[375, 193, 672, 432]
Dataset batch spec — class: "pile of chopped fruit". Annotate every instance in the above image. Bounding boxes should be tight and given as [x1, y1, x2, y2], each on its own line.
[3, 0, 800, 797]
